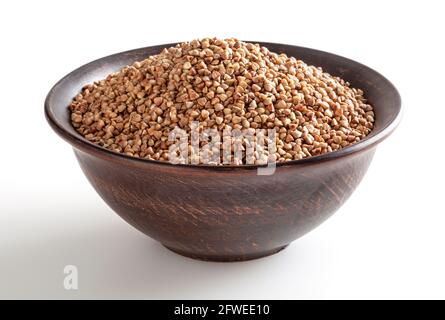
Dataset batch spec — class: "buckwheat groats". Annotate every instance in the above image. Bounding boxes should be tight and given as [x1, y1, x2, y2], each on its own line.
[69, 38, 374, 165]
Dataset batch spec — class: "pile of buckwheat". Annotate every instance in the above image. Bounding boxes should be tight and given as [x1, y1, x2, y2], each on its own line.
[69, 38, 374, 165]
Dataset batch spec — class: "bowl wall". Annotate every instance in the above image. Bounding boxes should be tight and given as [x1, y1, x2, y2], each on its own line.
[74, 146, 376, 261]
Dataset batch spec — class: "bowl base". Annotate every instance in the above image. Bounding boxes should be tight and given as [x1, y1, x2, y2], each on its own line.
[162, 244, 289, 262]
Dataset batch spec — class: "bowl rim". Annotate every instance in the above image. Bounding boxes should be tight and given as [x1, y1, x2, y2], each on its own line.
[45, 41, 402, 170]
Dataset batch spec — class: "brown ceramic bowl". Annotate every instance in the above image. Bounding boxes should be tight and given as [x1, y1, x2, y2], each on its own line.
[45, 42, 401, 262]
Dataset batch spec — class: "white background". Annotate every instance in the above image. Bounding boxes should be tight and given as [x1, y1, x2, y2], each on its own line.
[0, 0, 444, 299]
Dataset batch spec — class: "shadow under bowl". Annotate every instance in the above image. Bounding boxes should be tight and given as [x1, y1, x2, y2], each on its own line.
[45, 42, 401, 262]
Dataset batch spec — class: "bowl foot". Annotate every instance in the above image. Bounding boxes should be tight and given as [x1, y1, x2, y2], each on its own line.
[162, 244, 289, 262]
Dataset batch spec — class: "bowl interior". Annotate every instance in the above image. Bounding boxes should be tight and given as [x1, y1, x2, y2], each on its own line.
[45, 42, 401, 165]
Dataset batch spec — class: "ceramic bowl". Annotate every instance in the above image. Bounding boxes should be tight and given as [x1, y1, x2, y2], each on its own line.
[45, 42, 401, 261]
